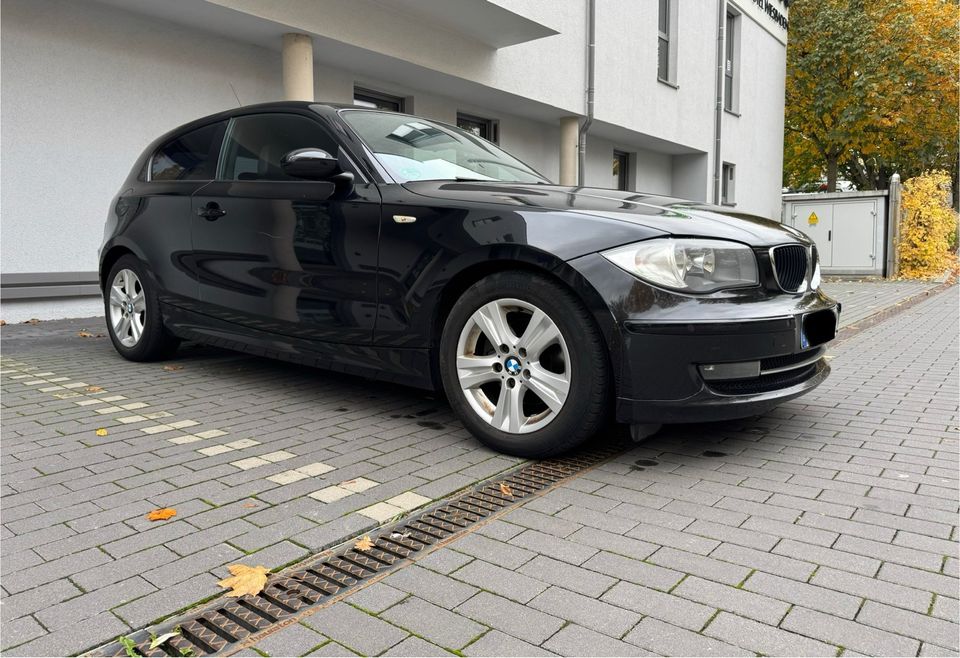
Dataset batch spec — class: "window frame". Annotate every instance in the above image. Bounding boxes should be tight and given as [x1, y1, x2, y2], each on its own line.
[613, 150, 631, 191]
[721, 162, 736, 206]
[147, 120, 227, 183]
[353, 87, 406, 113]
[724, 9, 742, 114]
[456, 112, 499, 144]
[657, 0, 679, 86]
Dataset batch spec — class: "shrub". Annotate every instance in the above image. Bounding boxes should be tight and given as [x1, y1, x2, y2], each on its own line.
[898, 170, 958, 279]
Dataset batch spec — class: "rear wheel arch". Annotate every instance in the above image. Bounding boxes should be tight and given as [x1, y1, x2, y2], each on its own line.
[99, 245, 137, 291]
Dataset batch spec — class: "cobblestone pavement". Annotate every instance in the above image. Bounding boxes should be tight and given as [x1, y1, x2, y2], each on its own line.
[1, 282, 956, 656]
[822, 279, 941, 326]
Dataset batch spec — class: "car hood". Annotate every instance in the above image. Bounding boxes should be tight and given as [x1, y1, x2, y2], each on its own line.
[403, 181, 808, 247]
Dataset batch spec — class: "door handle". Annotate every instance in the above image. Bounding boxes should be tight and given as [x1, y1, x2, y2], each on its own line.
[827, 230, 832, 241]
[197, 203, 226, 220]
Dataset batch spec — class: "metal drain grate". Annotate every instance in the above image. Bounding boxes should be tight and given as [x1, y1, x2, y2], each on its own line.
[89, 440, 627, 657]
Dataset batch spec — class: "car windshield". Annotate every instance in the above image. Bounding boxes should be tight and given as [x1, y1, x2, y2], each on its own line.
[341, 110, 550, 184]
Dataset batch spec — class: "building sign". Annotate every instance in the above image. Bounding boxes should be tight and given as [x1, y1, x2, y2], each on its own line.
[751, 0, 789, 30]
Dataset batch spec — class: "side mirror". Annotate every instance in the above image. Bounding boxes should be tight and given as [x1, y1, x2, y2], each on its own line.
[281, 148, 340, 180]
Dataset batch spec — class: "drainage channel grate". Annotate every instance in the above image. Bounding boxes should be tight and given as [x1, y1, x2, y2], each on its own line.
[89, 440, 627, 657]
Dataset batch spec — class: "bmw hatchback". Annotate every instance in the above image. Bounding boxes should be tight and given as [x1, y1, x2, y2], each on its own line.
[100, 102, 839, 457]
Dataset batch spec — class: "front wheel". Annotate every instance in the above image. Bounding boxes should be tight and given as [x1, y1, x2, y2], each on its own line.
[439, 271, 611, 458]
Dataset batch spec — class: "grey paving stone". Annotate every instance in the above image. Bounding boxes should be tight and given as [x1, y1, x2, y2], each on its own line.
[255, 621, 327, 657]
[382, 635, 455, 656]
[463, 630, 555, 657]
[502, 507, 582, 537]
[305, 640, 361, 656]
[705, 610, 838, 656]
[742, 571, 862, 619]
[529, 585, 641, 637]
[648, 546, 752, 586]
[624, 616, 753, 656]
[416, 547, 474, 575]
[2, 546, 112, 594]
[304, 603, 407, 656]
[455, 592, 564, 645]
[543, 623, 654, 657]
[518, 554, 617, 598]
[346, 582, 409, 614]
[566, 526, 658, 561]
[601, 581, 715, 632]
[381, 596, 486, 650]
[0, 578, 82, 624]
[857, 601, 959, 651]
[382, 564, 479, 609]
[781, 606, 920, 656]
[0, 615, 47, 652]
[673, 575, 791, 626]
[710, 542, 817, 581]
[10, 611, 129, 657]
[509, 528, 599, 565]
[809, 566, 933, 613]
[581, 550, 684, 591]
[451, 558, 548, 603]
[113, 573, 220, 628]
[449, 533, 536, 570]
[34, 576, 156, 631]
[475, 520, 525, 542]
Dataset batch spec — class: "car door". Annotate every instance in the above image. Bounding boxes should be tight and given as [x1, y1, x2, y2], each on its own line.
[190, 112, 381, 344]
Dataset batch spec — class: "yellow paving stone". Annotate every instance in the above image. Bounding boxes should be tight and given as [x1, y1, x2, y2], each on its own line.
[340, 478, 378, 493]
[74, 399, 104, 406]
[38, 386, 64, 392]
[168, 420, 199, 429]
[60, 382, 88, 389]
[297, 462, 336, 477]
[33, 372, 54, 376]
[199, 445, 235, 456]
[141, 425, 174, 434]
[357, 502, 404, 523]
[48, 377, 69, 382]
[9, 375, 30, 379]
[143, 411, 173, 420]
[386, 492, 431, 512]
[120, 402, 148, 410]
[23, 380, 46, 386]
[53, 392, 81, 399]
[267, 470, 309, 485]
[224, 439, 259, 449]
[99, 395, 126, 402]
[194, 429, 227, 439]
[231, 456, 270, 470]
[95, 406, 124, 414]
[116, 415, 148, 424]
[168, 434, 204, 445]
[308, 486, 353, 503]
[260, 450, 295, 463]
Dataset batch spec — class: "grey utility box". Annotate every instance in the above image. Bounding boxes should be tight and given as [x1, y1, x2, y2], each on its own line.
[782, 191, 889, 277]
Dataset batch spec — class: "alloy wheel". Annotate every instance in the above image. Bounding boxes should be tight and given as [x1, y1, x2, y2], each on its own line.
[109, 268, 146, 348]
[455, 298, 571, 434]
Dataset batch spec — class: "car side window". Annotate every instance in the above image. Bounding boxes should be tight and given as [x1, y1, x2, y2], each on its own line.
[220, 114, 340, 181]
[151, 121, 226, 181]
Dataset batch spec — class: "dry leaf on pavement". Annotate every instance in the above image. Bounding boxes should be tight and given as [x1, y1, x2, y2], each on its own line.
[85, 385, 104, 393]
[146, 508, 177, 521]
[24, 318, 40, 325]
[354, 536, 375, 551]
[95, 428, 108, 437]
[0, 320, 6, 326]
[162, 364, 184, 371]
[78, 331, 93, 338]
[242, 502, 258, 508]
[218, 564, 269, 597]
[499, 482, 514, 498]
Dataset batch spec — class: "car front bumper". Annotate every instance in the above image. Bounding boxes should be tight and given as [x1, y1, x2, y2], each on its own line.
[567, 252, 840, 425]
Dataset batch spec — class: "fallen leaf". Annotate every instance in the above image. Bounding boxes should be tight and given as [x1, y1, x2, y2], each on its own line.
[0, 320, 6, 326]
[146, 508, 177, 521]
[499, 482, 514, 498]
[162, 364, 184, 371]
[85, 385, 104, 393]
[149, 630, 181, 650]
[95, 428, 108, 437]
[78, 331, 93, 338]
[242, 502, 258, 508]
[354, 535, 375, 551]
[24, 318, 40, 325]
[218, 564, 269, 597]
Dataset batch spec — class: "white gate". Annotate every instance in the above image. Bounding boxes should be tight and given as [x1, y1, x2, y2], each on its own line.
[782, 191, 888, 276]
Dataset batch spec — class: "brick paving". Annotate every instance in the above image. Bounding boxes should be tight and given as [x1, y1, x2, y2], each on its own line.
[0, 282, 957, 656]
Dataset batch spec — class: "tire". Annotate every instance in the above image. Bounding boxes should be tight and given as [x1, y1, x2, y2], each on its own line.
[439, 271, 611, 458]
[104, 255, 180, 361]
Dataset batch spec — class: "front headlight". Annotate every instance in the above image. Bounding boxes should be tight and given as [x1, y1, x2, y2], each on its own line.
[602, 238, 759, 293]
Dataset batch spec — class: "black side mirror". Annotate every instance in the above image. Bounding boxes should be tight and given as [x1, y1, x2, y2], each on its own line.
[281, 148, 340, 180]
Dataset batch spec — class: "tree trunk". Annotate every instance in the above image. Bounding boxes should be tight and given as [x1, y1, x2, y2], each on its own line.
[826, 156, 839, 192]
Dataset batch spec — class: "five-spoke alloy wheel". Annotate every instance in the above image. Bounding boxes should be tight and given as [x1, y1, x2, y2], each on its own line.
[440, 271, 610, 457]
[109, 268, 146, 347]
[104, 254, 180, 361]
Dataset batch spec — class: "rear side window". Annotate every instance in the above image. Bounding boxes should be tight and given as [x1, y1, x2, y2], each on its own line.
[151, 121, 226, 181]
[220, 114, 339, 181]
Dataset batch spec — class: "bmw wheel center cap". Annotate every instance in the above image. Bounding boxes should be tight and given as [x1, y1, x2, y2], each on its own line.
[505, 357, 522, 376]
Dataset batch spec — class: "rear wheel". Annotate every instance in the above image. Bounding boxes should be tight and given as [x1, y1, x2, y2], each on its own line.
[104, 255, 179, 361]
[439, 271, 610, 457]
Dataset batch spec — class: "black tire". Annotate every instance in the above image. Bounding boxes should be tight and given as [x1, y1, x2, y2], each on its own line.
[104, 255, 180, 361]
[439, 271, 611, 458]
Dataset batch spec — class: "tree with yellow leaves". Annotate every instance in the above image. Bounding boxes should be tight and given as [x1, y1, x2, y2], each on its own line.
[784, 0, 959, 206]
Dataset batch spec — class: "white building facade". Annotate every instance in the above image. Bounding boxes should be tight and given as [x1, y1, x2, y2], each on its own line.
[0, 0, 790, 321]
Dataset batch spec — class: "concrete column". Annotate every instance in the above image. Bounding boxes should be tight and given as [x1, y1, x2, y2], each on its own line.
[282, 33, 314, 101]
[559, 116, 580, 186]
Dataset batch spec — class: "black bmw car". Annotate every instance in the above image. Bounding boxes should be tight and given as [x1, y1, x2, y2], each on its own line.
[99, 102, 839, 457]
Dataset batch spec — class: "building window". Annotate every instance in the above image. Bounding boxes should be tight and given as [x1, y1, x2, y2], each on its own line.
[457, 113, 499, 143]
[613, 150, 630, 191]
[721, 162, 736, 205]
[353, 87, 405, 112]
[724, 10, 741, 113]
[658, 0, 678, 84]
